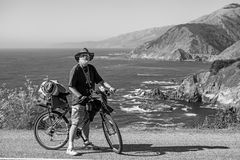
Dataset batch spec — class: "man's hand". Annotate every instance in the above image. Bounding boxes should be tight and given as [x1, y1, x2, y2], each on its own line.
[109, 87, 116, 93]
[78, 96, 89, 104]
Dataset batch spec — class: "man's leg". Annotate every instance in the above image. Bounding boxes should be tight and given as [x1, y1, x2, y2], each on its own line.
[68, 124, 77, 149]
[81, 120, 90, 141]
[66, 105, 81, 156]
[81, 113, 100, 150]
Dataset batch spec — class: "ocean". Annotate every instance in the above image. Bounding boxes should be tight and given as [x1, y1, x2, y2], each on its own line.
[0, 48, 216, 129]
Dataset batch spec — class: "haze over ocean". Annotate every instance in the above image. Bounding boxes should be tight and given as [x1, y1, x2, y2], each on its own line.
[0, 48, 216, 128]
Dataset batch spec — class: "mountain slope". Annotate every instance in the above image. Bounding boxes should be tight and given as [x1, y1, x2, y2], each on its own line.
[192, 3, 240, 41]
[209, 40, 240, 61]
[130, 3, 240, 61]
[130, 23, 234, 60]
[61, 26, 172, 48]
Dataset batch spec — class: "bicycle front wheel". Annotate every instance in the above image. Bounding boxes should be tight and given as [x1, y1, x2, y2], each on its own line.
[34, 111, 69, 150]
[102, 113, 123, 154]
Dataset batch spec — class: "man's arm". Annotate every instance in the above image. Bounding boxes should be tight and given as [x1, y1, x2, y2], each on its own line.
[98, 80, 116, 92]
[69, 86, 88, 102]
[69, 87, 82, 98]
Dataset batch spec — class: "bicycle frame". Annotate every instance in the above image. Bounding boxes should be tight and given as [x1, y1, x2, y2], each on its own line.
[34, 89, 123, 153]
[36, 90, 110, 128]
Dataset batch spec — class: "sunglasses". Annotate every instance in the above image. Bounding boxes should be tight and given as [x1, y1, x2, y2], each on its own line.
[80, 54, 90, 60]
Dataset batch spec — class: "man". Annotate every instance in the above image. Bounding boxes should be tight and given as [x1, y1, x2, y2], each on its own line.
[66, 48, 115, 156]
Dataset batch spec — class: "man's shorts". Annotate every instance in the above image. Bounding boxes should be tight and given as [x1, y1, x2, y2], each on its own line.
[71, 104, 89, 128]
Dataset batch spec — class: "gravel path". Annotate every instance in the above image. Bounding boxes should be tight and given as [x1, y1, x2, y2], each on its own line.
[1, 128, 240, 160]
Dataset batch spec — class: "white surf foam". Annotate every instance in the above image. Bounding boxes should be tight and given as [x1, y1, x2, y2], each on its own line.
[137, 74, 162, 77]
[184, 113, 197, 117]
[142, 80, 176, 85]
[123, 88, 151, 99]
[161, 85, 179, 89]
[120, 105, 153, 113]
[181, 106, 192, 112]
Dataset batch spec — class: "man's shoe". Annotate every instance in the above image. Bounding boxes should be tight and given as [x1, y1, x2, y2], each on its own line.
[66, 148, 79, 156]
[83, 141, 100, 150]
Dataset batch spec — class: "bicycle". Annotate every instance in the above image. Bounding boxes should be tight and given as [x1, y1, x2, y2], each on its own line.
[33, 89, 123, 154]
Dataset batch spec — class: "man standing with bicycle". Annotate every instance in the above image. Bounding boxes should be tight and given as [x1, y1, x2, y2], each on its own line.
[67, 48, 116, 156]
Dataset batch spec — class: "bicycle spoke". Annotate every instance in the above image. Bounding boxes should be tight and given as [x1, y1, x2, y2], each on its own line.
[34, 111, 69, 150]
[102, 114, 123, 153]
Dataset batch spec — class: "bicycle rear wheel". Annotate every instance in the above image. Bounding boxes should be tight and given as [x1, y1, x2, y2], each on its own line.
[102, 113, 123, 154]
[34, 111, 69, 150]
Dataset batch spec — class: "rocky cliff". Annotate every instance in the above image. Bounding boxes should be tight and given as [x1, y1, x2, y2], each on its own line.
[130, 3, 240, 61]
[164, 60, 240, 108]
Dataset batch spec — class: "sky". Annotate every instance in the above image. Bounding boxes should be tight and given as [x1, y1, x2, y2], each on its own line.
[0, 0, 240, 48]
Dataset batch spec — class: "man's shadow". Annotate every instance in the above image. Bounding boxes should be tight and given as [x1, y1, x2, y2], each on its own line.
[121, 144, 229, 157]
[61, 143, 229, 157]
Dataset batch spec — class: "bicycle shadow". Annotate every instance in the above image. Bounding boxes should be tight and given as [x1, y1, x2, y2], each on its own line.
[120, 144, 229, 157]
[60, 144, 229, 157]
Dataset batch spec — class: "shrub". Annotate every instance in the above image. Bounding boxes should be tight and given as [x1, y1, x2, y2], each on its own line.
[202, 107, 240, 129]
[237, 62, 240, 69]
[0, 78, 43, 129]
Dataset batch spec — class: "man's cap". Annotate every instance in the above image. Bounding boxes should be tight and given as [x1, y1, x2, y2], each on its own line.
[74, 48, 94, 61]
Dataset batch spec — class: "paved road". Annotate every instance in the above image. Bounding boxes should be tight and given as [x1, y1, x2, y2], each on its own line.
[1, 128, 240, 160]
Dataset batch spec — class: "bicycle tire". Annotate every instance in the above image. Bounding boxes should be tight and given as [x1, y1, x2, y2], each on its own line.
[34, 111, 69, 150]
[102, 113, 123, 154]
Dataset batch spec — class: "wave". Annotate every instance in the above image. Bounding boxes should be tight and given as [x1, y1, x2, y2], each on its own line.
[142, 80, 176, 85]
[134, 66, 178, 70]
[120, 102, 174, 113]
[139, 115, 173, 122]
[120, 105, 154, 113]
[122, 88, 151, 99]
[137, 73, 162, 77]
[181, 106, 192, 112]
[184, 113, 197, 116]
[200, 104, 218, 109]
[122, 94, 143, 99]
[129, 88, 151, 94]
[161, 85, 179, 90]
[124, 100, 142, 105]
[156, 123, 185, 127]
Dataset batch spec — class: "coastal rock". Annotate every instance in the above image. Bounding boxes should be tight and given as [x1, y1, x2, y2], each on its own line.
[168, 49, 193, 61]
[164, 61, 240, 108]
[175, 74, 201, 102]
[149, 88, 166, 100]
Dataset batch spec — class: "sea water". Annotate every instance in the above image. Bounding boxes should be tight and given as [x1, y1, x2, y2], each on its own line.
[0, 48, 217, 129]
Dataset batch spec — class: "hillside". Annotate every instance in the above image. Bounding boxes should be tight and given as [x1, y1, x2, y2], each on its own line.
[192, 3, 240, 41]
[209, 40, 240, 61]
[130, 3, 240, 61]
[129, 23, 234, 60]
[61, 26, 172, 48]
